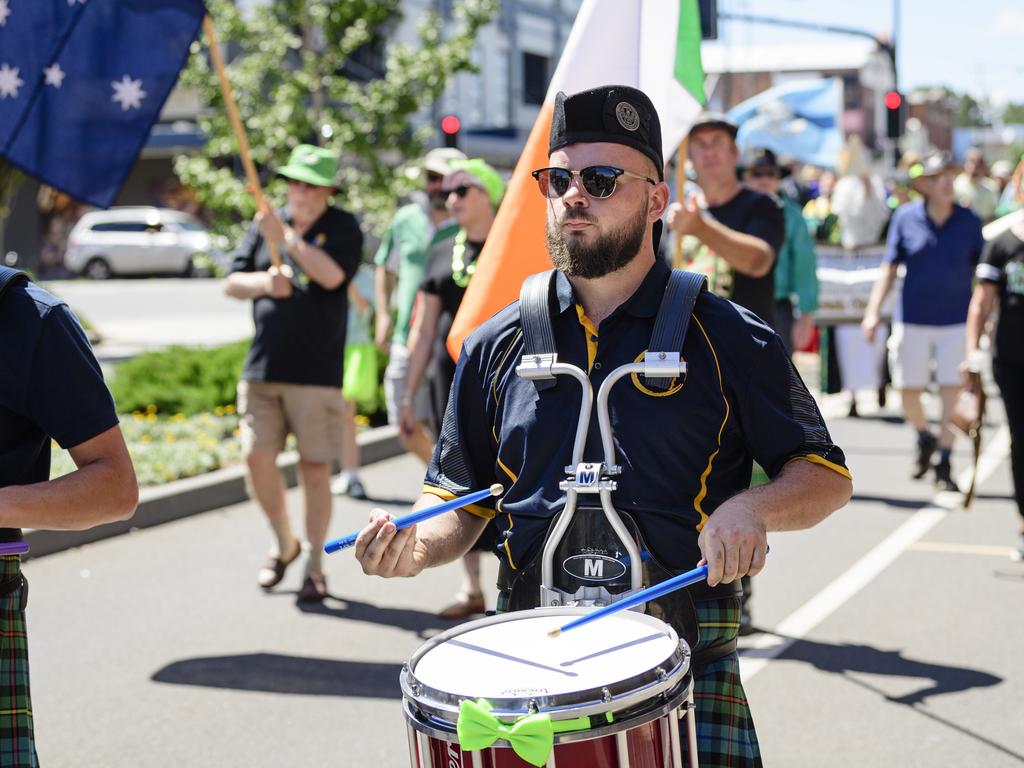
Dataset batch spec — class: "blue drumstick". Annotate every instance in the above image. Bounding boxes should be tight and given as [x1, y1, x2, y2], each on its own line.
[323, 484, 503, 554]
[548, 564, 709, 637]
[549, 546, 769, 637]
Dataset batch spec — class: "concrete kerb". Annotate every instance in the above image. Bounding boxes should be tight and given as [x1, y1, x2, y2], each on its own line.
[24, 425, 405, 560]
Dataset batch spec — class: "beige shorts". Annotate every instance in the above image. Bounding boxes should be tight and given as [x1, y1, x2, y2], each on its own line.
[888, 322, 966, 389]
[237, 380, 345, 462]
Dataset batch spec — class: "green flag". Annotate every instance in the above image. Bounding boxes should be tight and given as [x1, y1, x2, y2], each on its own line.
[675, 0, 707, 106]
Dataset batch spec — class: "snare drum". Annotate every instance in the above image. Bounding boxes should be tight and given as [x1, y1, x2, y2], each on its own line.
[401, 607, 698, 767]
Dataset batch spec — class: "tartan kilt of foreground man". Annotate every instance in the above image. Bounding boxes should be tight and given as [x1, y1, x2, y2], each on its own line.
[0, 556, 37, 768]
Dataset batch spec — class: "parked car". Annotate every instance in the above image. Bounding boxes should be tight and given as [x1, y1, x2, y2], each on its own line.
[64, 207, 225, 279]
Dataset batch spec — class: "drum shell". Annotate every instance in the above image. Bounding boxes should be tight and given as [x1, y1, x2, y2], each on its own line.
[401, 608, 692, 768]
[407, 707, 685, 768]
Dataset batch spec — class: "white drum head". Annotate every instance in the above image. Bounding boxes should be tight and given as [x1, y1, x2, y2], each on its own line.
[411, 609, 682, 704]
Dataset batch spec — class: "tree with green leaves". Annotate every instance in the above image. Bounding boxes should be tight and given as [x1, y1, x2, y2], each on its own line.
[1002, 103, 1024, 126]
[175, 0, 496, 242]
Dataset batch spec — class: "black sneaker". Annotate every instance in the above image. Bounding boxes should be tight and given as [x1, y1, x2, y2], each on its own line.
[934, 460, 959, 493]
[912, 432, 938, 479]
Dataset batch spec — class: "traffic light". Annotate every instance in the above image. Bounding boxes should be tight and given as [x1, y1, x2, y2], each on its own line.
[885, 90, 903, 139]
[441, 114, 461, 149]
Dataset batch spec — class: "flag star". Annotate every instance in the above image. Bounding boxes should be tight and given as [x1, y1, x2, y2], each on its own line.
[0, 1, 10, 27]
[111, 75, 146, 111]
[44, 63, 66, 89]
[67, 0, 87, 5]
[0, 63, 24, 99]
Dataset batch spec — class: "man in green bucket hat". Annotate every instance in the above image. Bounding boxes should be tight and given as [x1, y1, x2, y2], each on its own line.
[224, 143, 364, 603]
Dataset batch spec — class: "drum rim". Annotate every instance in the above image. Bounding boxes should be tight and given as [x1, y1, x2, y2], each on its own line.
[402, 677, 692, 746]
[401, 607, 691, 724]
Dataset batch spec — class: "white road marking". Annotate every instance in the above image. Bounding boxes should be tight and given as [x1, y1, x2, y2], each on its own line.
[739, 424, 1011, 683]
[907, 541, 1018, 558]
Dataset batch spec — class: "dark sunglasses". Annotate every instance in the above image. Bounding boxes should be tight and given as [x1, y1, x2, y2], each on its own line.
[448, 184, 482, 198]
[531, 165, 657, 199]
[746, 169, 779, 179]
[425, 172, 445, 183]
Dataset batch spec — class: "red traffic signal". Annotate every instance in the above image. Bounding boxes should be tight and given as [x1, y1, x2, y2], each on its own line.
[440, 114, 461, 135]
[441, 114, 461, 148]
[883, 91, 902, 111]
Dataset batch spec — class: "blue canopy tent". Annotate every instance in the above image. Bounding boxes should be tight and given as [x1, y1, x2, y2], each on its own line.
[726, 78, 844, 168]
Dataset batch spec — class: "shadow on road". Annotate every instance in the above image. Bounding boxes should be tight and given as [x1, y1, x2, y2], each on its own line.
[152, 653, 404, 698]
[779, 639, 1024, 764]
[772, 637, 1002, 705]
[850, 493, 936, 510]
[293, 593, 458, 638]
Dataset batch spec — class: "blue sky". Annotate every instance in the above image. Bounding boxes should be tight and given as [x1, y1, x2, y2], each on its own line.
[709, 0, 1024, 105]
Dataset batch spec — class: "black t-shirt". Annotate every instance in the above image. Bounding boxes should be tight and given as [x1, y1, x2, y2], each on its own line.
[420, 234, 484, 421]
[230, 206, 363, 388]
[977, 229, 1024, 365]
[684, 187, 785, 328]
[0, 278, 119, 542]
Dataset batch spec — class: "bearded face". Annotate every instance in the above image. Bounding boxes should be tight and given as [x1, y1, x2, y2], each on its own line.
[545, 196, 650, 279]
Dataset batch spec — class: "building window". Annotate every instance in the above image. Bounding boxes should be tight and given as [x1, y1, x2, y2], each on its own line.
[522, 52, 549, 106]
[842, 74, 860, 111]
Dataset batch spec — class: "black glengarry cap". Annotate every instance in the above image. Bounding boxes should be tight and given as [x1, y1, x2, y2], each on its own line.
[549, 85, 664, 180]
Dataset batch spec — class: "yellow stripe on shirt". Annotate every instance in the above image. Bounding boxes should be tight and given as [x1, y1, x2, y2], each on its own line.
[420, 485, 495, 520]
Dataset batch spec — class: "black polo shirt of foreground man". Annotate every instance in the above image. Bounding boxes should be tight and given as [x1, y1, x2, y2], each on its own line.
[354, 84, 852, 767]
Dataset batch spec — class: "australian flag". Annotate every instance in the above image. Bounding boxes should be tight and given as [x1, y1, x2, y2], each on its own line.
[0, 0, 206, 209]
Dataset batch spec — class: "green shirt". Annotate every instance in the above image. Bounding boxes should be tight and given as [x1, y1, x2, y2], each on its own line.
[374, 203, 457, 347]
[774, 196, 819, 313]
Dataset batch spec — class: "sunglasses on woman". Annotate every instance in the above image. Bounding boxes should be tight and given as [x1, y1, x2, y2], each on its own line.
[531, 165, 657, 199]
[448, 184, 483, 198]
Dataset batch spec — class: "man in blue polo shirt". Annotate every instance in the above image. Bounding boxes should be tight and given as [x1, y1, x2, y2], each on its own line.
[0, 266, 138, 765]
[863, 152, 984, 491]
[353, 85, 852, 766]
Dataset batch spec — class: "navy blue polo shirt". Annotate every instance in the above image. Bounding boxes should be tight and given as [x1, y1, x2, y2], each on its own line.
[0, 279, 119, 540]
[884, 201, 983, 326]
[424, 259, 849, 574]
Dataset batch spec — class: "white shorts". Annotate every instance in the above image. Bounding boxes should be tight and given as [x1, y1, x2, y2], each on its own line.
[383, 343, 430, 426]
[888, 322, 966, 389]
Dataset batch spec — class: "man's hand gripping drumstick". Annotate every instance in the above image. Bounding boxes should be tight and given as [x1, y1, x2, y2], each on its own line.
[354, 485, 500, 578]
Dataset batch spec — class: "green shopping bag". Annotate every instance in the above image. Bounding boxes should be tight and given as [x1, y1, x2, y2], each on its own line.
[342, 342, 378, 406]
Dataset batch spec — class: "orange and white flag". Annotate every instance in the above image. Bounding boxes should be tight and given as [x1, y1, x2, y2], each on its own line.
[447, 0, 707, 358]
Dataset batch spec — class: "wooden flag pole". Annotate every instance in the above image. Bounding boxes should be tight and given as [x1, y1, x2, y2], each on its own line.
[202, 15, 281, 267]
[672, 138, 689, 269]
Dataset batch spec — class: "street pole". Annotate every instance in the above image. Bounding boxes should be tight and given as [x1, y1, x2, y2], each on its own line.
[892, 0, 901, 167]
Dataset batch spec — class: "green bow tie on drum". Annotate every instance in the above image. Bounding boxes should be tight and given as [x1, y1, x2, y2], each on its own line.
[456, 699, 554, 766]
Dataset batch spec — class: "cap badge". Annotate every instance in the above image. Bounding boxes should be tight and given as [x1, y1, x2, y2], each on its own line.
[615, 101, 640, 132]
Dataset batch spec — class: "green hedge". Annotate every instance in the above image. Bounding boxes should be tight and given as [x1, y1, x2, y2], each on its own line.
[108, 341, 248, 416]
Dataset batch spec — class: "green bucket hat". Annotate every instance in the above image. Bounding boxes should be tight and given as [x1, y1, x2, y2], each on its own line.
[449, 158, 505, 210]
[276, 144, 339, 188]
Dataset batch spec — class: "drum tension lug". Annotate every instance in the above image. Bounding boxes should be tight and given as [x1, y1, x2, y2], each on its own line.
[528, 698, 539, 714]
[601, 687, 612, 704]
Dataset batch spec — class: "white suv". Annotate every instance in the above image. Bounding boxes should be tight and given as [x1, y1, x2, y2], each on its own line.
[64, 207, 220, 279]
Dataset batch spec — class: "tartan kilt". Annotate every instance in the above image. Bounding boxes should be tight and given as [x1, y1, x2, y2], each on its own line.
[681, 597, 762, 768]
[0, 556, 38, 768]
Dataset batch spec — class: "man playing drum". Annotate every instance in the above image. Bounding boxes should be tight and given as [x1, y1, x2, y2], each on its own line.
[355, 84, 853, 767]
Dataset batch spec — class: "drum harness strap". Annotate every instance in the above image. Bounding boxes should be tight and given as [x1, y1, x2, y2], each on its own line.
[511, 268, 738, 673]
[0, 266, 31, 613]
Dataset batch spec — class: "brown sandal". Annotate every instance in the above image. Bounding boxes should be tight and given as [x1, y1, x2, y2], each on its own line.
[437, 592, 486, 620]
[257, 540, 302, 590]
[298, 573, 328, 603]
